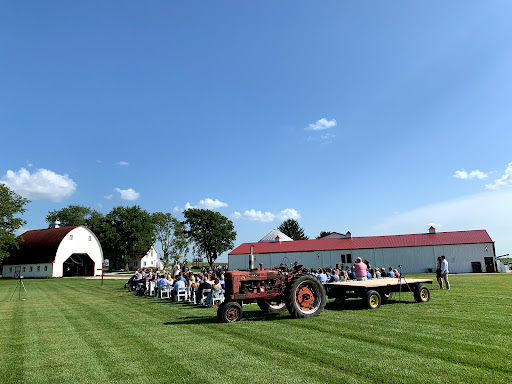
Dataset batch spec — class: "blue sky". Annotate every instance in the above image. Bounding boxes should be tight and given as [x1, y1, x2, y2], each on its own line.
[2, 1, 512, 262]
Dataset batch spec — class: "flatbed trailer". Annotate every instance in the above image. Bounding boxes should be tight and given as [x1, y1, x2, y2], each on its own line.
[324, 278, 433, 309]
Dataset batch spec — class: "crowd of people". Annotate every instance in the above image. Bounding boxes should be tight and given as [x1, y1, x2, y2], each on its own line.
[308, 257, 402, 283]
[127, 262, 228, 307]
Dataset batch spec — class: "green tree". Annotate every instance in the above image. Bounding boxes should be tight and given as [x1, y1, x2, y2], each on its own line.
[152, 212, 189, 268]
[278, 219, 309, 240]
[46, 205, 102, 227]
[0, 184, 30, 263]
[183, 208, 236, 267]
[316, 231, 333, 239]
[101, 206, 156, 271]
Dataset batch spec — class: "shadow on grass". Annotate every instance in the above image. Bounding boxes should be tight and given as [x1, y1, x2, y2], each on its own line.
[163, 308, 290, 325]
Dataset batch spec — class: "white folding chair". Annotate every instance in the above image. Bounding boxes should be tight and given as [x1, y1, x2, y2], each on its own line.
[200, 289, 211, 306]
[175, 287, 188, 303]
[159, 286, 171, 299]
[212, 289, 225, 307]
[189, 288, 198, 303]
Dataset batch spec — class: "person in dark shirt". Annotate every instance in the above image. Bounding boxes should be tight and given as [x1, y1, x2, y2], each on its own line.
[197, 275, 212, 304]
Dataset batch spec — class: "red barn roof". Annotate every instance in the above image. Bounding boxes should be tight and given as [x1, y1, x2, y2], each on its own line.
[4, 226, 79, 264]
[229, 229, 493, 255]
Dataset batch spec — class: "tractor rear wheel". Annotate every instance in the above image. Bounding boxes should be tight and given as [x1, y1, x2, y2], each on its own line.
[218, 301, 243, 323]
[257, 299, 287, 313]
[285, 275, 326, 318]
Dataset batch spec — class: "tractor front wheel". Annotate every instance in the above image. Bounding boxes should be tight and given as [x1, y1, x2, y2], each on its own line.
[218, 301, 243, 323]
[257, 299, 287, 313]
[285, 275, 326, 318]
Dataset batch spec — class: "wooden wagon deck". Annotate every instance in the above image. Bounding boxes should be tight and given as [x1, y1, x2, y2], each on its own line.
[325, 278, 433, 288]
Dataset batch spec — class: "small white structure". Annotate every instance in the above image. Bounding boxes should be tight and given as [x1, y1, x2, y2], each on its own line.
[259, 229, 293, 243]
[128, 246, 161, 270]
[2, 226, 103, 278]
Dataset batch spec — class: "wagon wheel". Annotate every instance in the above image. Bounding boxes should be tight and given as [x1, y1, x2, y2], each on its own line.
[285, 275, 326, 318]
[366, 290, 381, 309]
[414, 285, 430, 303]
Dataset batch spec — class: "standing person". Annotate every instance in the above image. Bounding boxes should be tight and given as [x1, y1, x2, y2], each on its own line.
[354, 257, 368, 281]
[441, 256, 450, 290]
[436, 257, 443, 289]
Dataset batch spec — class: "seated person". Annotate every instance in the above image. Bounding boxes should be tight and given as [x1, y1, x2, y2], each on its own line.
[381, 267, 387, 277]
[387, 267, 395, 278]
[172, 274, 186, 299]
[205, 278, 223, 307]
[316, 269, 328, 283]
[394, 269, 400, 278]
[197, 275, 212, 304]
[375, 268, 381, 278]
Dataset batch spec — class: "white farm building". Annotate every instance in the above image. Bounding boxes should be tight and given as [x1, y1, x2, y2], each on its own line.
[228, 227, 497, 274]
[2, 226, 103, 278]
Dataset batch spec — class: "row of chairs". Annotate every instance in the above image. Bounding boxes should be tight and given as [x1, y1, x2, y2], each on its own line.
[147, 280, 225, 306]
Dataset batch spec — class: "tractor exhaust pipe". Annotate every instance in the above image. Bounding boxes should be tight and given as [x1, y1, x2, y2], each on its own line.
[249, 245, 255, 270]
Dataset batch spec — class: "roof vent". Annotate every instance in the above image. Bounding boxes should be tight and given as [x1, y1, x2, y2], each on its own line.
[275, 235, 281, 242]
[429, 226, 436, 234]
[345, 231, 352, 238]
[54, 220, 61, 229]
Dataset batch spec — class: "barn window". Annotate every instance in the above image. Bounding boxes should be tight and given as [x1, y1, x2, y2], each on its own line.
[30, 266, 33, 272]
[22, 267, 26, 272]
[70, 235, 73, 240]
[37, 266, 40, 272]
[9, 267, 12, 273]
[44, 266, 48, 271]
[341, 254, 346, 263]
[143, 262, 147, 267]
[346, 254, 352, 263]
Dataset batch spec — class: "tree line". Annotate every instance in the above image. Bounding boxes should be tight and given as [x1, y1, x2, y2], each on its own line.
[45, 204, 236, 271]
[1, 184, 334, 268]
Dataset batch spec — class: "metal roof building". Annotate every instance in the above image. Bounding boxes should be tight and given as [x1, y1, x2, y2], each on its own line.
[229, 227, 496, 274]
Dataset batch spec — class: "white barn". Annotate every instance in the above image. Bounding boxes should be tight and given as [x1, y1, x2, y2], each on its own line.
[228, 227, 496, 274]
[2, 226, 103, 278]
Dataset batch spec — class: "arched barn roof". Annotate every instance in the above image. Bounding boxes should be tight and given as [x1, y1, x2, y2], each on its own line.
[4, 226, 79, 265]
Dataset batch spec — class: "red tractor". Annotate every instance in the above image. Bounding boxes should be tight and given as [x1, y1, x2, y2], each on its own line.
[217, 248, 326, 323]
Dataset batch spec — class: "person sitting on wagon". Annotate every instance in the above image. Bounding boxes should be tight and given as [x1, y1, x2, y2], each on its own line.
[387, 267, 395, 278]
[354, 257, 368, 281]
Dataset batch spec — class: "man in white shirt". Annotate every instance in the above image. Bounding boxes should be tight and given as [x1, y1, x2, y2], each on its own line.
[440, 256, 450, 290]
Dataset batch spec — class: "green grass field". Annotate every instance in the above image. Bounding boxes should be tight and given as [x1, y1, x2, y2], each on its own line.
[0, 274, 510, 384]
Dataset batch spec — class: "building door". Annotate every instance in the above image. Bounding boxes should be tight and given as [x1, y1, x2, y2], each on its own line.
[63, 254, 95, 276]
[484, 257, 495, 273]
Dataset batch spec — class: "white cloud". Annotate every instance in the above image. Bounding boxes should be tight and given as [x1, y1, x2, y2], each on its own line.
[174, 198, 228, 212]
[233, 208, 301, 223]
[1, 168, 77, 202]
[118, 161, 129, 166]
[485, 162, 512, 190]
[453, 169, 488, 180]
[114, 187, 140, 201]
[369, 189, 512, 256]
[198, 198, 228, 209]
[305, 118, 337, 131]
[104, 194, 113, 200]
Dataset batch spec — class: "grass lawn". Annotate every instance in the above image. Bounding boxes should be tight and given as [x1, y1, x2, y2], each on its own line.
[0, 274, 510, 384]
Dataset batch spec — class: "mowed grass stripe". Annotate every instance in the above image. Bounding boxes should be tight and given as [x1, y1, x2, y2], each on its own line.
[46, 282, 201, 383]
